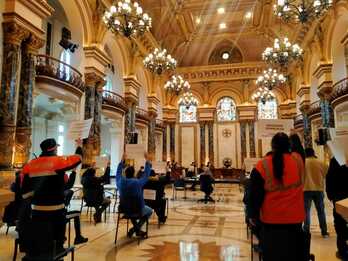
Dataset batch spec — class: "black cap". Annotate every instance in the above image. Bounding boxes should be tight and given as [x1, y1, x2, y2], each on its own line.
[40, 138, 59, 153]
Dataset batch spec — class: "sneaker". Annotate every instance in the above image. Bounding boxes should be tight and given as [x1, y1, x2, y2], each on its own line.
[322, 232, 330, 238]
[74, 236, 88, 245]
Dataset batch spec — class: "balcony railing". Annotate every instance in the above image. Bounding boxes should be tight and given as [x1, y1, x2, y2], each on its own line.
[102, 90, 128, 112]
[35, 54, 85, 92]
[331, 77, 348, 102]
[136, 108, 150, 122]
[308, 100, 321, 116]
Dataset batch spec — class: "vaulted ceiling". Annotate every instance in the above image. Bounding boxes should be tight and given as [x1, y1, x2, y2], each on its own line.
[138, 0, 284, 67]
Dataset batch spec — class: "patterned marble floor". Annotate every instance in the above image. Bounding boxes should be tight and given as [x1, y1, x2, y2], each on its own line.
[0, 185, 341, 260]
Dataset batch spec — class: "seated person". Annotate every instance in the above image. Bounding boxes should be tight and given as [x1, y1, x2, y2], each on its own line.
[116, 153, 153, 238]
[136, 166, 145, 179]
[81, 165, 111, 223]
[199, 167, 215, 202]
[64, 171, 88, 245]
[144, 170, 170, 223]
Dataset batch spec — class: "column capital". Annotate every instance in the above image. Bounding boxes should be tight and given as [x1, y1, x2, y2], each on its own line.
[279, 100, 297, 119]
[197, 106, 215, 122]
[84, 45, 110, 80]
[24, 33, 45, 53]
[124, 76, 141, 105]
[236, 103, 257, 121]
[2, 22, 30, 45]
[313, 63, 333, 97]
[84, 72, 105, 90]
[163, 106, 178, 123]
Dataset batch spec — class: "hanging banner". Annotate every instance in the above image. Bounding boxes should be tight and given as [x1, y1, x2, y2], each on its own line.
[256, 119, 294, 138]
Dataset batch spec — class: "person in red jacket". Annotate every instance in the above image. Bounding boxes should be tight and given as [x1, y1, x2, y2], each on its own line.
[248, 132, 306, 261]
[20, 138, 83, 256]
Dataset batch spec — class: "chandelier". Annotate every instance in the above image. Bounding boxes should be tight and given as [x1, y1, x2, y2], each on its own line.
[164, 75, 190, 94]
[143, 48, 177, 75]
[178, 91, 198, 108]
[274, 0, 332, 24]
[252, 87, 275, 104]
[256, 68, 286, 90]
[103, 0, 152, 38]
[262, 37, 303, 67]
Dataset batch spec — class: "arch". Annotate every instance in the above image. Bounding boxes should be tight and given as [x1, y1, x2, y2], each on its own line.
[171, 89, 204, 106]
[216, 97, 237, 121]
[135, 64, 150, 110]
[209, 87, 243, 105]
[309, 51, 321, 103]
[208, 39, 243, 65]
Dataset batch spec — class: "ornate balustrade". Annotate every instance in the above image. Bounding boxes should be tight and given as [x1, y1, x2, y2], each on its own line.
[102, 90, 128, 113]
[35, 54, 85, 93]
[307, 100, 321, 121]
[331, 77, 348, 108]
[136, 108, 150, 123]
[176, 62, 267, 83]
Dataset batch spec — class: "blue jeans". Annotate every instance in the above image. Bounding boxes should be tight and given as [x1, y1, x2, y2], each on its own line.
[303, 191, 328, 234]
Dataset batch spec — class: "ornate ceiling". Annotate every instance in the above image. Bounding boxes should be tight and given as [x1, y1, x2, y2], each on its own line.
[138, 0, 281, 67]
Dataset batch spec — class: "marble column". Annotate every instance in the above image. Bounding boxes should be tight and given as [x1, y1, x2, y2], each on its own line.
[248, 121, 256, 158]
[83, 72, 104, 167]
[200, 122, 206, 166]
[162, 123, 167, 162]
[320, 98, 335, 128]
[147, 114, 156, 159]
[124, 102, 136, 145]
[240, 121, 247, 163]
[170, 123, 175, 161]
[302, 112, 313, 149]
[14, 34, 44, 168]
[207, 122, 214, 165]
[0, 22, 29, 169]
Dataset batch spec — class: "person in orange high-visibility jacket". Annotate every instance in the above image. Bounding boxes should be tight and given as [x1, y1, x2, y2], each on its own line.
[247, 132, 306, 261]
[20, 138, 83, 255]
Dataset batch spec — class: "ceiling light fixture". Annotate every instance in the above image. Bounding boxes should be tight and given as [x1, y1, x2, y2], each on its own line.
[256, 68, 286, 90]
[245, 11, 253, 19]
[196, 17, 201, 24]
[252, 87, 275, 104]
[143, 48, 177, 75]
[222, 52, 230, 60]
[217, 7, 225, 14]
[274, 0, 332, 24]
[164, 75, 190, 94]
[219, 23, 227, 29]
[178, 91, 199, 108]
[103, 0, 152, 38]
[262, 37, 303, 68]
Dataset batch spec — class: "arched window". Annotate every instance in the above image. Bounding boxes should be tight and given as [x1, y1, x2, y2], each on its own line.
[258, 98, 278, 119]
[59, 49, 71, 78]
[216, 97, 237, 121]
[179, 105, 197, 123]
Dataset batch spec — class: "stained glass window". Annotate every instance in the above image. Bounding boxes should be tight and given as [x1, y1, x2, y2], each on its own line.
[216, 97, 236, 121]
[179, 105, 197, 123]
[258, 98, 278, 119]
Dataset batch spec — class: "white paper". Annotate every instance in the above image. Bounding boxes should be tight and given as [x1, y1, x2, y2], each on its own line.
[256, 119, 294, 138]
[152, 161, 166, 174]
[125, 144, 145, 171]
[327, 137, 348, 166]
[143, 189, 156, 200]
[95, 156, 109, 169]
[67, 118, 93, 140]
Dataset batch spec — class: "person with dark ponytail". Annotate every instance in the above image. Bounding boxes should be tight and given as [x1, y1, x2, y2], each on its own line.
[247, 132, 306, 261]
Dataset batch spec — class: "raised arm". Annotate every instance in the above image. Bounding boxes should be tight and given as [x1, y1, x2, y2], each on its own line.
[116, 154, 126, 187]
[138, 152, 151, 187]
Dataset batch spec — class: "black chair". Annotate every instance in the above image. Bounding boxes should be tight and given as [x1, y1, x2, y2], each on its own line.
[144, 188, 169, 228]
[114, 197, 149, 245]
[198, 174, 215, 203]
[80, 188, 108, 222]
[172, 179, 186, 200]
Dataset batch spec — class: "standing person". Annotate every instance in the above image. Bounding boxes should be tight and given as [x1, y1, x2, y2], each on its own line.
[303, 148, 329, 237]
[81, 165, 111, 223]
[289, 133, 306, 163]
[326, 157, 348, 260]
[20, 138, 83, 255]
[116, 153, 153, 238]
[248, 133, 305, 261]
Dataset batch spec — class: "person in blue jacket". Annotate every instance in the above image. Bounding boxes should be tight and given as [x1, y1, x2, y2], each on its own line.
[116, 153, 153, 238]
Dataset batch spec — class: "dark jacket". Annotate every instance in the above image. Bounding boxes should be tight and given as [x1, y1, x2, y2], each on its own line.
[81, 168, 105, 206]
[326, 157, 348, 202]
[104, 166, 111, 184]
